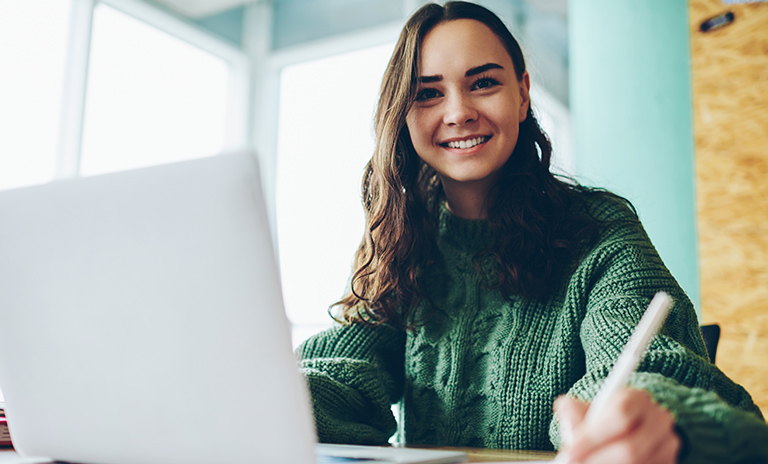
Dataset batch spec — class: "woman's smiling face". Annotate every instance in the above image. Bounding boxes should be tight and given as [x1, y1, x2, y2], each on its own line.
[405, 18, 530, 198]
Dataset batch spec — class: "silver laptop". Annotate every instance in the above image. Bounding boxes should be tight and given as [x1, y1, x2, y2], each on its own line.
[0, 152, 466, 464]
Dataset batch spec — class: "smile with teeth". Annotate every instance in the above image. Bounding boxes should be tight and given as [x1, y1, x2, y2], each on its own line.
[443, 136, 490, 149]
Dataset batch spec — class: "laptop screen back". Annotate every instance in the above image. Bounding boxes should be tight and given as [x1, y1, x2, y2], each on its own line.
[0, 152, 316, 464]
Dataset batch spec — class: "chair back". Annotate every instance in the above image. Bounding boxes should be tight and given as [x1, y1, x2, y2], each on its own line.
[700, 324, 721, 364]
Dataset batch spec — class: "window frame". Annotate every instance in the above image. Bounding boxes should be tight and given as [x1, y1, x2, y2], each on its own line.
[57, 0, 250, 180]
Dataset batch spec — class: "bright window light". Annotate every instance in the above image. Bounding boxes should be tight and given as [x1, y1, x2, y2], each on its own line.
[0, 0, 71, 191]
[79, 3, 231, 176]
[276, 44, 394, 346]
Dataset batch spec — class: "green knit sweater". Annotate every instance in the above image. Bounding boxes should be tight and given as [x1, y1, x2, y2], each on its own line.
[296, 193, 768, 463]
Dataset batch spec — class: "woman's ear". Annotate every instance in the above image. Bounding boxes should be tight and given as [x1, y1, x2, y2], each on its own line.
[518, 71, 531, 121]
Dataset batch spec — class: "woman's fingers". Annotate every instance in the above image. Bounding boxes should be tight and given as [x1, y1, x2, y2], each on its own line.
[576, 400, 678, 464]
[553, 396, 588, 445]
[554, 389, 681, 464]
[556, 390, 645, 459]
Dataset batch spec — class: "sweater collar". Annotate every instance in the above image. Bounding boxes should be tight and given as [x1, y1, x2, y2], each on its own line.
[437, 201, 493, 253]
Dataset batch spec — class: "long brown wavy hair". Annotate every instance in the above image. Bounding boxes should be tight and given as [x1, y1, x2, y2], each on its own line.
[333, 1, 631, 328]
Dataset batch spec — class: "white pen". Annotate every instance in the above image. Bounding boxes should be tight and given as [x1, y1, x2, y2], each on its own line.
[551, 292, 674, 464]
[584, 291, 674, 425]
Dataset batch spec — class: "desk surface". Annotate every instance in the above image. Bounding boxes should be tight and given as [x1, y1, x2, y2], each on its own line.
[432, 447, 555, 462]
[0, 447, 557, 463]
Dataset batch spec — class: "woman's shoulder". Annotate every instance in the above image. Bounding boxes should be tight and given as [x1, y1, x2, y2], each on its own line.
[570, 187, 639, 223]
[296, 321, 406, 362]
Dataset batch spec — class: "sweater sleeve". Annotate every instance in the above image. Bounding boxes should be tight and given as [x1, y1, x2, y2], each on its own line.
[296, 322, 406, 445]
[549, 197, 768, 463]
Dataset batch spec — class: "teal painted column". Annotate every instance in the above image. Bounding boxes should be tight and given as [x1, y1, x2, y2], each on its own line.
[569, 0, 700, 312]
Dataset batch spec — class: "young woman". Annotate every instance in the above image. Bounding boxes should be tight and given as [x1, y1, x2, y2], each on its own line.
[296, 2, 768, 463]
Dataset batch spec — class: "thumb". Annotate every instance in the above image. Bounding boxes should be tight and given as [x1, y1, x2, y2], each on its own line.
[554, 396, 589, 446]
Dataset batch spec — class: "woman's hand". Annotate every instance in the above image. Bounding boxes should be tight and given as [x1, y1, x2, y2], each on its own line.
[554, 388, 682, 464]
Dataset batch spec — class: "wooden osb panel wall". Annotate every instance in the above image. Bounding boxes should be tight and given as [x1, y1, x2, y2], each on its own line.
[689, 0, 768, 413]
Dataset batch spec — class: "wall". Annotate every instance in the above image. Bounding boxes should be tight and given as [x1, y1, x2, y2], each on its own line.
[271, 0, 403, 49]
[689, 0, 768, 414]
[568, 0, 700, 309]
[194, 6, 244, 46]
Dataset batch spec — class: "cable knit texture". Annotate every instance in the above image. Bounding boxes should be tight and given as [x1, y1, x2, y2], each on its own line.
[296, 193, 768, 463]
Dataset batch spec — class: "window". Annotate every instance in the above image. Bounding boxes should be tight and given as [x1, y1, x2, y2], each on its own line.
[0, 0, 247, 188]
[0, 0, 72, 191]
[80, 3, 242, 176]
[276, 44, 394, 346]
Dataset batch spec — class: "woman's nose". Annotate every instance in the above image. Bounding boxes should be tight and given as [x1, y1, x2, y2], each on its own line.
[442, 93, 478, 126]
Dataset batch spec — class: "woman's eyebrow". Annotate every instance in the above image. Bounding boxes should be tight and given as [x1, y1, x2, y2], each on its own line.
[417, 63, 504, 83]
[419, 75, 442, 83]
[466, 63, 504, 76]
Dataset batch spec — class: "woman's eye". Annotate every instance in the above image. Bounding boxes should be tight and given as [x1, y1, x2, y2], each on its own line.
[473, 77, 500, 90]
[415, 88, 441, 101]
